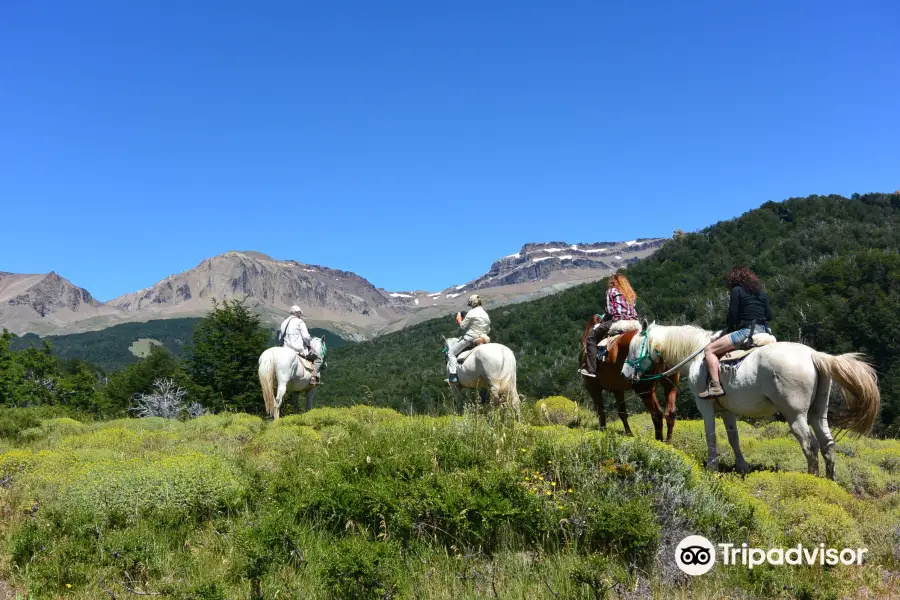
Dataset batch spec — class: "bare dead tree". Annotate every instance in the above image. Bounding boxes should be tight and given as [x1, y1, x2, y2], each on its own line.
[128, 378, 207, 419]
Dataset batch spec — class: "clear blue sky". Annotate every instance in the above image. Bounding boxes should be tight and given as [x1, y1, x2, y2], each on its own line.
[1, 1, 897, 300]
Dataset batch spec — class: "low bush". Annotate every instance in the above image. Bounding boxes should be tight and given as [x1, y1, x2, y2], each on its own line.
[536, 396, 581, 427]
[0, 408, 897, 598]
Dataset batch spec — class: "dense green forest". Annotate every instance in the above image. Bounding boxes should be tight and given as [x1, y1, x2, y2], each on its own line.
[316, 192, 900, 435]
[10, 317, 348, 372]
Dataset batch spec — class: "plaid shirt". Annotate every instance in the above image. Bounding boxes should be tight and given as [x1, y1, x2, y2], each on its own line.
[606, 287, 638, 321]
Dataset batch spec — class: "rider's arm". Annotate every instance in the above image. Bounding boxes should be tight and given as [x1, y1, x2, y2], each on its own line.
[764, 292, 773, 321]
[459, 311, 472, 329]
[726, 286, 741, 330]
[298, 320, 311, 345]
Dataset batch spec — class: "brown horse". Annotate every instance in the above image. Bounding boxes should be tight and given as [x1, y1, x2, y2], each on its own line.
[580, 316, 680, 442]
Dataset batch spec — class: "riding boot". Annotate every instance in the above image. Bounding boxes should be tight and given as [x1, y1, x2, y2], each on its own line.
[580, 324, 607, 378]
[698, 380, 725, 399]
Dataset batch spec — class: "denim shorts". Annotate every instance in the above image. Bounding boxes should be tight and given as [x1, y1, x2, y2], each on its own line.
[729, 324, 771, 346]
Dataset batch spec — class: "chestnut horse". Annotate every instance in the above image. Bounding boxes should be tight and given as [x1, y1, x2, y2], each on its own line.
[580, 316, 680, 442]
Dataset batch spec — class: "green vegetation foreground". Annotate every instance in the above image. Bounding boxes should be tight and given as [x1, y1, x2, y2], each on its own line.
[0, 403, 897, 599]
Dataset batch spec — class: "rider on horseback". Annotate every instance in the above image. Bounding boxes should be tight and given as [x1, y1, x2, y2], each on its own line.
[278, 305, 323, 384]
[698, 266, 774, 399]
[580, 272, 641, 378]
[445, 294, 491, 384]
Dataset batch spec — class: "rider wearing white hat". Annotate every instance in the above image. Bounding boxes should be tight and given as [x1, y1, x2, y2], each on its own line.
[279, 305, 322, 384]
[445, 294, 491, 383]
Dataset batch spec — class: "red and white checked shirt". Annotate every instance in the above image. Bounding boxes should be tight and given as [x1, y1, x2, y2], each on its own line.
[606, 287, 638, 321]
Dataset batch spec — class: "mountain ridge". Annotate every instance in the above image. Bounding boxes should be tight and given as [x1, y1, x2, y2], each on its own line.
[1, 236, 668, 338]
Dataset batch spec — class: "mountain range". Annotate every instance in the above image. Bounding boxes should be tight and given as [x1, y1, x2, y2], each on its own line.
[0, 237, 666, 340]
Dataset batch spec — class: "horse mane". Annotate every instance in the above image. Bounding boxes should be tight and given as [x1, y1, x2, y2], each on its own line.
[650, 324, 711, 365]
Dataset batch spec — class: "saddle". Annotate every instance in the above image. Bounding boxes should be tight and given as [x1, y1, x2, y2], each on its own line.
[456, 336, 490, 363]
[601, 330, 638, 364]
[720, 320, 777, 365]
[720, 333, 777, 363]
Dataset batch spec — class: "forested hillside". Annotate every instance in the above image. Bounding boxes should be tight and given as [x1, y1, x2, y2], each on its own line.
[10, 317, 349, 372]
[318, 193, 900, 435]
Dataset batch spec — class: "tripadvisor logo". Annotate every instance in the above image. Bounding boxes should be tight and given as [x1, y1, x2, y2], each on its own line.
[675, 535, 716, 576]
[675, 535, 868, 575]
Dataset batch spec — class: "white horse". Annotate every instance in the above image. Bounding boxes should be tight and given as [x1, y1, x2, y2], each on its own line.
[443, 338, 521, 420]
[258, 337, 326, 420]
[620, 323, 880, 480]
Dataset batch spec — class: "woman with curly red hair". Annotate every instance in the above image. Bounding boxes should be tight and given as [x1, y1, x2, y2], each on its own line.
[699, 266, 774, 398]
[580, 272, 641, 378]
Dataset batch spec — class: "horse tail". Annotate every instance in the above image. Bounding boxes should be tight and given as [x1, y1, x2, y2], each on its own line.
[810, 351, 880, 436]
[258, 349, 278, 418]
[582, 314, 601, 349]
[496, 348, 520, 417]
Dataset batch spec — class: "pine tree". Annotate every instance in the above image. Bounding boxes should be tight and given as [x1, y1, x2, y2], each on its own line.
[187, 299, 270, 414]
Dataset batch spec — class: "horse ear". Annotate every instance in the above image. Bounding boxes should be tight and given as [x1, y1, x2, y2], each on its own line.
[641, 318, 649, 332]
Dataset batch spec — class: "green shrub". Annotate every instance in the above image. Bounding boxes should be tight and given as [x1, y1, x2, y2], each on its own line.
[25, 449, 248, 527]
[0, 406, 80, 440]
[320, 537, 404, 600]
[734, 472, 864, 548]
[578, 496, 659, 563]
[567, 554, 631, 599]
[537, 396, 581, 427]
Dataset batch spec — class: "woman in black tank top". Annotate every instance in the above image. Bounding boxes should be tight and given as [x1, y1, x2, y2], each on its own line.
[699, 267, 773, 399]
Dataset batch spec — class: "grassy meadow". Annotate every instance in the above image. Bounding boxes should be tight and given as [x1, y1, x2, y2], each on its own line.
[0, 400, 897, 599]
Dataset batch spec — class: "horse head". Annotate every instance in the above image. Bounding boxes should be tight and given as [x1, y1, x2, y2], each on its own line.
[309, 336, 327, 359]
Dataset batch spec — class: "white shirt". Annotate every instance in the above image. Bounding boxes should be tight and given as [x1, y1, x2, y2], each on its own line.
[279, 316, 311, 354]
[459, 306, 491, 340]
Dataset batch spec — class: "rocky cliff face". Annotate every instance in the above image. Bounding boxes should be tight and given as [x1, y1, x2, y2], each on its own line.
[105, 251, 411, 336]
[462, 239, 666, 291]
[1, 272, 98, 316]
[0, 272, 121, 334]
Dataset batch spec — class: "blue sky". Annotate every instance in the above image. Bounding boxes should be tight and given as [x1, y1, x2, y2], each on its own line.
[1, 1, 897, 300]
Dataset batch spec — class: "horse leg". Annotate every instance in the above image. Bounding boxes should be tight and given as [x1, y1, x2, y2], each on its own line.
[809, 372, 837, 480]
[785, 409, 819, 476]
[586, 382, 607, 429]
[696, 396, 719, 471]
[292, 391, 300, 414]
[663, 381, 677, 444]
[810, 416, 836, 480]
[638, 386, 664, 442]
[721, 412, 749, 475]
[480, 388, 490, 405]
[274, 380, 288, 421]
[615, 391, 632, 436]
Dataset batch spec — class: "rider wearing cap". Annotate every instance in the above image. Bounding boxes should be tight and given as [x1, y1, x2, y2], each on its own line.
[279, 305, 322, 384]
[445, 294, 491, 383]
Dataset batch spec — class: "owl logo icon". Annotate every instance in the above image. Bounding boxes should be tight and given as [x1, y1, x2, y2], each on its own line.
[675, 535, 715, 575]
